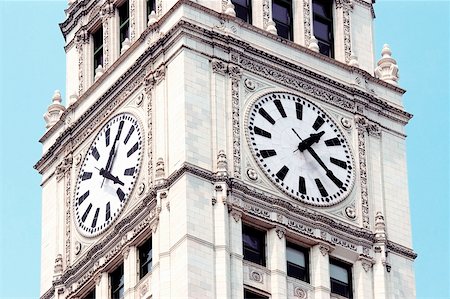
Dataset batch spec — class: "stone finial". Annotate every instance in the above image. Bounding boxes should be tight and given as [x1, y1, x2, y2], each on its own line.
[44, 90, 65, 129]
[349, 52, 359, 67]
[374, 44, 399, 85]
[308, 36, 320, 53]
[374, 211, 386, 241]
[155, 157, 165, 184]
[266, 19, 277, 35]
[121, 38, 131, 54]
[224, 0, 236, 17]
[147, 10, 157, 26]
[216, 150, 228, 177]
[53, 254, 63, 281]
[94, 65, 104, 80]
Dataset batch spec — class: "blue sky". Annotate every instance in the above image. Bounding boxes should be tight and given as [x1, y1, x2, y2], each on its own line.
[0, 1, 448, 298]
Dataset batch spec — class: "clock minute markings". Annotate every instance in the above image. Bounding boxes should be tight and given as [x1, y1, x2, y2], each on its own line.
[312, 116, 325, 131]
[276, 166, 289, 181]
[258, 108, 276, 125]
[254, 127, 271, 138]
[274, 99, 287, 118]
[315, 178, 328, 197]
[81, 203, 93, 223]
[91, 207, 100, 228]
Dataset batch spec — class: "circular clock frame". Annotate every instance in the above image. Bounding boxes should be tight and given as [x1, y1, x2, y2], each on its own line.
[245, 92, 356, 207]
[73, 112, 144, 237]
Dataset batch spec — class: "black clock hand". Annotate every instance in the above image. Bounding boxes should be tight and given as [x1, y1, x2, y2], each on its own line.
[99, 168, 125, 186]
[102, 121, 124, 187]
[306, 147, 343, 188]
[298, 131, 325, 152]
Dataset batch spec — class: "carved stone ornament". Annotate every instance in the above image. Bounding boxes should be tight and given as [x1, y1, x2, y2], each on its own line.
[341, 117, 352, 129]
[138, 182, 145, 195]
[249, 269, 263, 283]
[355, 115, 370, 229]
[361, 259, 372, 272]
[216, 150, 228, 177]
[303, 0, 312, 46]
[367, 122, 381, 138]
[53, 254, 63, 276]
[246, 168, 258, 181]
[230, 63, 242, 178]
[275, 227, 286, 239]
[262, 0, 270, 28]
[55, 153, 73, 181]
[374, 211, 386, 241]
[375, 44, 399, 85]
[155, 157, 165, 183]
[74, 241, 82, 255]
[136, 93, 144, 107]
[139, 282, 149, 298]
[319, 244, 331, 256]
[230, 209, 242, 222]
[224, 0, 236, 17]
[345, 206, 356, 219]
[244, 78, 256, 91]
[122, 246, 130, 259]
[44, 90, 66, 129]
[212, 59, 228, 75]
[294, 287, 308, 299]
[211, 196, 217, 205]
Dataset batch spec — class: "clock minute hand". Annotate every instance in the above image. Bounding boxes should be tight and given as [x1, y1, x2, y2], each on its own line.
[306, 147, 343, 188]
[99, 168, 125, 186]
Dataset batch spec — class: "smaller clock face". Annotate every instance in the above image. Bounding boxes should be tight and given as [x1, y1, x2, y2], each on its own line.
[246, 92, 355, 207]
[74, 113, 143, 237]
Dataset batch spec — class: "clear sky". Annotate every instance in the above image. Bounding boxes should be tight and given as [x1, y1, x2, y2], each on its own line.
[0, 0, 448, 298]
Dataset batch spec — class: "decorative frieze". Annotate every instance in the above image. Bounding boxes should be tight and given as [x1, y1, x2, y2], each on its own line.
[355, 116, 370, 229]
[211, 59, 228, 75]
[229, 62, 242, 179]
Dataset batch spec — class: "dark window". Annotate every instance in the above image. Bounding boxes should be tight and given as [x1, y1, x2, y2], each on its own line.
[147, 0, 156, 19]
[286, 242, 309, 282]
[110, 264, 124, 299]
[118, 1, 130, 46]
[242, 224, 266, 266]
[83, 289, 95, 299]
[330, 258, 353, 299]
[93, 27, 103, 73]
[272, 0, 293, 40]
[138, 238, 153, 279]
[243, 289, 269, 299]
[312, 0, 334, 57]
[232, 0, 252, 23]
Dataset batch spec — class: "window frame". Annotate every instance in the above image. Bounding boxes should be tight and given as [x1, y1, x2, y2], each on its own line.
[118, 1, 130, 46]
[329, 258, 353, 299]
[92, 26, 103, 76]
[242, 223, 266, 267]
[312, 0, 334, 57]
[272, 0, 293, 41]
[138, 237, 153, 279]
[110, 264, 125, 299]
[286, 241, 310, 283]
[243, 288, 270, 299]
[146, 0, 156, 20]
[232, 0, 252, 24]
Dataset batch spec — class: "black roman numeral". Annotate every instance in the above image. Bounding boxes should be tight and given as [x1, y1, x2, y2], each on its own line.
[81, 203, 92, 223]
[254, 127, 271, 138]
[78, 191, 90, 205]
[91, 208, 100, 228]
[298, 176, 306, 194]
[276, 166, 289, 181]
[105, 127, 110, 147]
[296, 102, 303, 120]
[124, 167, 135, 176]
[274, 100, 287, 118]
[81, 172, 92, 181]
[312, 116, 325, 131]
[325, 138, 341, 146]
[124, 125, 135, 145]
[92, 147, 100, 161]
[117, 188, 125, 202]
[127, 142, 139, 157]
[105, 202, 111, 221]
[330, 157, 347, 169]
[315, 178, 328, 197]
[260, 149, 277, 158]
[258, 108, 276, 125]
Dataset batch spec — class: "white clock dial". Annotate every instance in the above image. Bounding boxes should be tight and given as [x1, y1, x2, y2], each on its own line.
[74, 113, 143, 237]
[246, 92, 355, 207]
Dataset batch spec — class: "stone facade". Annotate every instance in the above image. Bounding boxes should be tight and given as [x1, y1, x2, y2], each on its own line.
[35, 1, 415, 299]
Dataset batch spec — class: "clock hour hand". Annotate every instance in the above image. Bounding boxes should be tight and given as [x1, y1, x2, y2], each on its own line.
[298, 131, 325, 152]
[306, 147, 343, 188]
[99, 168, 125, 186]
[102, 121, 124, 187]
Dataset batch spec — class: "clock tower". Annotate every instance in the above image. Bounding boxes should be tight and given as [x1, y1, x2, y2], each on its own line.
[35, 1, 416, 299]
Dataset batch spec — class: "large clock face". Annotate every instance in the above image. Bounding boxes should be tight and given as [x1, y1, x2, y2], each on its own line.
[246, 92, 355, 207]
[74, 113, 143, 237]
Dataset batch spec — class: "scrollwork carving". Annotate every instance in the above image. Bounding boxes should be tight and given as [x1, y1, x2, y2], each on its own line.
[230, 63, 242, 178]
[303, 0, 312, 46]
[249, 269, 263, 283]
[294, 287, 308, 299]
[211, 59, 227, 75]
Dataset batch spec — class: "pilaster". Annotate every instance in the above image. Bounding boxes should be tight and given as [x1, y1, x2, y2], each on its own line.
[229, 209, 243, 299]
[101, 2, 119, 70]
[334, 0, 353, 64]
[96, 272, 109, 299]
[353, 257, 374, 299]
[311, 244, 332, 299]
[123, 246, 138, 299]
[268, 227, 287, 299]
